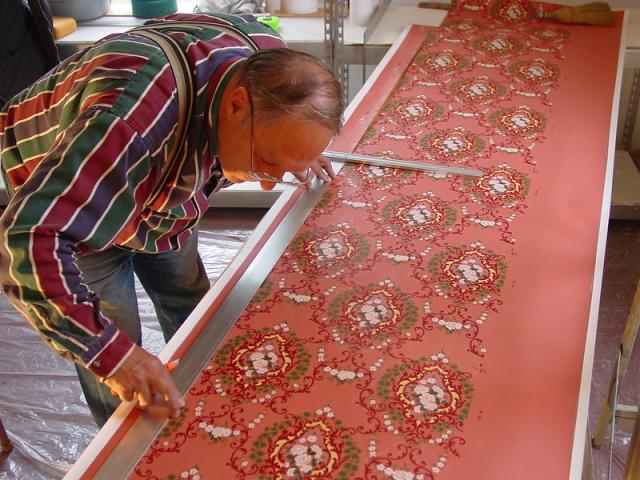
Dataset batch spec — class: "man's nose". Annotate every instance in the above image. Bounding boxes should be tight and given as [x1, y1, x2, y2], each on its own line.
[259, 158, 285, 179]
[272, 162, 289, 179]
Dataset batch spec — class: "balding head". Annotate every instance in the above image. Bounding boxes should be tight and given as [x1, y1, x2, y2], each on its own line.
[236, 48, 343, 133]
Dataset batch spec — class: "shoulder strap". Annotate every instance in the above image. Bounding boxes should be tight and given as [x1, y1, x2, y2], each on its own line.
[127, 27, 194, 202]
[127, 21, 259, 204]
[138, 20, 260, 52]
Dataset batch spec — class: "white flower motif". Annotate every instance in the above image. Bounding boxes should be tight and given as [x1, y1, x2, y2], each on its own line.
[406, 205, 434, 225]
[467, 82, 490, 97]
[297, 457, 314, 474]
[509, 112, 532, 128]
[488, 175, 512, 193]
[442, 136, 465, 152]
[290, 444, 308, 456]
[368, 166, 386, 177]
[504, 4, 524, 19]
[310, 444, 323, 457]
[392, 470, 415, 480]
[317, 237, 346, 260]
[488, 38, 509, 51]
[336, 370, 357, 381]
[412, 381, 446, 413]
[527, 65, 546, 78]
[456, 259, 485, 284]
[210, 426, 233, 438]
[444, 320, 463, 331]
[404, 103, 425, 117]
[246, 350, 278, 377]
[358, 301, 389, 329]
[291, 294, 312, 303]
[429, 170, 448, 179]
[288, 439, 325, 476]
[433, 54, 454, 68]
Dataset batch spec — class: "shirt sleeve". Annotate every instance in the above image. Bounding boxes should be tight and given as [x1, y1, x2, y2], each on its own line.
[0, 108, 157, 377]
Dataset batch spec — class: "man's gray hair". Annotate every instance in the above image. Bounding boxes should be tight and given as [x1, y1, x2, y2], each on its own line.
[237, 48, 343, 132]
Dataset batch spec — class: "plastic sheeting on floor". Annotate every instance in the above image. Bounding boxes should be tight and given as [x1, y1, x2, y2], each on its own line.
[0, 208, 266, 479]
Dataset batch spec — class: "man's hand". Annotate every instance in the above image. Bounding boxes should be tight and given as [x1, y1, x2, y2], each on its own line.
[292, 155, 337, 185]
[102, 345, 185, 418]
[310, 155, 337, 183]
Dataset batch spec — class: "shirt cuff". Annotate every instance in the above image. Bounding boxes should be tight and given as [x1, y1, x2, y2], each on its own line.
[81, 325, 136, 378]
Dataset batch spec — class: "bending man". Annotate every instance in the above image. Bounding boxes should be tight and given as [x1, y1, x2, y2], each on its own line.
[0, 12, 342, 427]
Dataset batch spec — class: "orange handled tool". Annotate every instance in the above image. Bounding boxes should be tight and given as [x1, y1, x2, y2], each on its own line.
[164, 359, 180, 373]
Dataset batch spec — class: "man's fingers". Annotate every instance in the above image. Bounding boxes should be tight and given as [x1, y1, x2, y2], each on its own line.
[292, 171, 308, 183]
[311, 166, 331, 182]
[166, 387, 186, 411]
[150, 372, 185, 412]
[136, 382, 153, 409]
[119, 387, 134, 401]
[317, 156, 337, 179]
[144, 401, 174, 419]
[100, 346, 184, 416]
[309, 156, 336, 183]
[104, 377, 134, 401]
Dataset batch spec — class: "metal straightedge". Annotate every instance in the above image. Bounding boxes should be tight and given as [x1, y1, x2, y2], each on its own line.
[66, 179, 334, 479]
[322, 150, 483, 177]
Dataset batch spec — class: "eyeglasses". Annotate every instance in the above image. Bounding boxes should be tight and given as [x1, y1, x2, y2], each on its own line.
[246, 94, 311, 188]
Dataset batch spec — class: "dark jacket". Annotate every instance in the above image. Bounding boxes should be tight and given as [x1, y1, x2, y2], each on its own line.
[0, 0, 59, 107]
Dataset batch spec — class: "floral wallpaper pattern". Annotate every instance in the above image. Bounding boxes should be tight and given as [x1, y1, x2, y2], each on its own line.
[131, 1, 622, 478]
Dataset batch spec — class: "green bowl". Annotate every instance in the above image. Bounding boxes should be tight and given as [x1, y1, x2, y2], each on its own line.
[132, 0, 178, 18]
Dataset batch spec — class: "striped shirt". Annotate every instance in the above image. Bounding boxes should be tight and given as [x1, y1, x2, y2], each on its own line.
[0, 13, 285, 377]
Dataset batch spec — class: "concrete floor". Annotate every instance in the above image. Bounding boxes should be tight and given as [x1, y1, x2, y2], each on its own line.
[0, 210, 638, 479]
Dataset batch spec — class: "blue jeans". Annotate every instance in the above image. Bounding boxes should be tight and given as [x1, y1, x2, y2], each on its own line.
[74, 231, 209, 427]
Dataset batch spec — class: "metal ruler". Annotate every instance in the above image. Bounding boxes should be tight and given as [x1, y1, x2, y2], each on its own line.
[323, 150, 483, 177]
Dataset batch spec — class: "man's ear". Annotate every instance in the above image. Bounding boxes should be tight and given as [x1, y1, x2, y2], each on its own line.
[227, 86, 251, 121]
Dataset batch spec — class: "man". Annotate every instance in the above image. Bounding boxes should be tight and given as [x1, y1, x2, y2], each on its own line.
[0, 12, 342, 427]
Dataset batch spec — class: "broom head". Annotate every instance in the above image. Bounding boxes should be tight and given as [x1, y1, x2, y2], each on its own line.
[544, 2, 615, 26]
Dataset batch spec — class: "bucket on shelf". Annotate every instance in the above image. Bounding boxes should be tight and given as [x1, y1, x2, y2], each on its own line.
[49, 0, 111, 21]
[131, 0, 178, 18]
